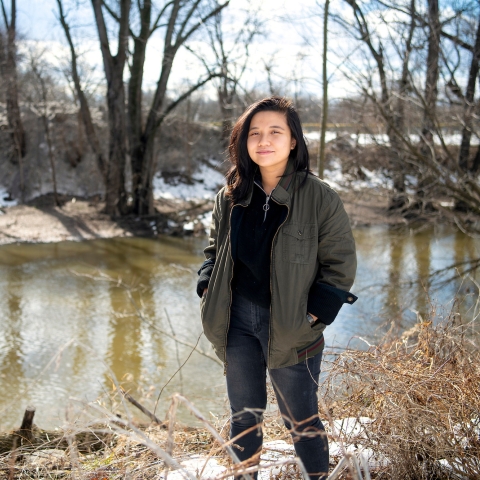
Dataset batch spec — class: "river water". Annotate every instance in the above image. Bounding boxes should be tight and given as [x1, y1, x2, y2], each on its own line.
[0, 225, 479, 431]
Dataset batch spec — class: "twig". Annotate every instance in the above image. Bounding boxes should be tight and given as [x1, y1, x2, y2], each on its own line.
[119, 387, 164, 425]
[154, 331, 203, 415]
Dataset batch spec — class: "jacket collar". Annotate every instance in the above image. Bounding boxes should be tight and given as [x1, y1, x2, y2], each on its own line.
[239, 159, 299, 207]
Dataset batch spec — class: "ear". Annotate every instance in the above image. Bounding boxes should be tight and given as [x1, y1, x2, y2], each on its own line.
[291, 139, 296, 150]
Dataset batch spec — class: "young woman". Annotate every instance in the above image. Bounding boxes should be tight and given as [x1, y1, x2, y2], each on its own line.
[197, 96, 357, 480]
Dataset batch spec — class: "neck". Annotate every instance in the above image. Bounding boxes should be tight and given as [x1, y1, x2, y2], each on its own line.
[259, 165, 285, 195]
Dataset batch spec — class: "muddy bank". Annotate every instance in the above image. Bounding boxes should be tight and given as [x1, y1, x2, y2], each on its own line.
[0, 188, 407, 246]
[0, 194, 214, 245]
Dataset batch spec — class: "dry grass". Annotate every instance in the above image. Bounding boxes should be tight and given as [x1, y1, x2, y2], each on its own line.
[1, 302, 478, 480]
[322, 303, 480, 479]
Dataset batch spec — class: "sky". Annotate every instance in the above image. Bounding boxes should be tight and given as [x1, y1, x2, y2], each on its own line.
[14, 0, 469, 105]
[13, 0, 358, 101]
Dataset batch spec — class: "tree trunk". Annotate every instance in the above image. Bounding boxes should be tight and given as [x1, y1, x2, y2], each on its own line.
[218, 88, 233, 148]
[105, 72, 128, 216]
[388, 0, 415, 210]
[422, 0, 440, 136]
[3, 0, 25, 163]
[458, 14, 480, 173]
[417, 0, 440, 206]
[317, 0, 329, 179]
[91, 0, 130, 216]
[129, 5, 150, 216]
[128, 0, 229, 216]
[43, 116, 59, 207]
[133, 48, 175, 216]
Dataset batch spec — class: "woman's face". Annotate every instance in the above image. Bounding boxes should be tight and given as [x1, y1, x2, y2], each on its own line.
[246, 110, 296, 175]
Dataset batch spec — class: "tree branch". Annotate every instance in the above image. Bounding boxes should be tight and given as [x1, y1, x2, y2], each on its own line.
[91, 0, 113, 81]
[155, 72, 222, 130]
[176, 1, 230, 47]
[0, 0, 9, 30]
[150, 0, 175, 35]
[101, 0, 137, 39]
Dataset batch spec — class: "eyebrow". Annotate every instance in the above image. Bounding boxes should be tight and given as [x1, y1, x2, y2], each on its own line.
[249, 125, 286, 131]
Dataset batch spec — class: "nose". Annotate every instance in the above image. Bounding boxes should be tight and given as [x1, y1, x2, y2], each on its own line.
[258, 133, 270, 146]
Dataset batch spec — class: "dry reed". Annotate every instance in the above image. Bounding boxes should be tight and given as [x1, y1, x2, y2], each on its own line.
[1, 301, 478, 480]
[321, 302, 480, 479]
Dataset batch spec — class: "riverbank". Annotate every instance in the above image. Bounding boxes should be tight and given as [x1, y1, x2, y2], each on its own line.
[0, 187, 408, 246]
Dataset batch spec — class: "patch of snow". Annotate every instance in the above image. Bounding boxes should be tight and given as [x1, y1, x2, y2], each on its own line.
[329, 416, 374, 439]
[305, 131, 478, 147]
[0, 186, 17, 208]
[162, 455, 226, 480]
[437, 459, 470, 479]
[304, 131, 339, 143]
[329, 442, 390, 470]
[153, 163, 225, 201]
[322, 160, 392, 191]
[260, 441, 297, 480]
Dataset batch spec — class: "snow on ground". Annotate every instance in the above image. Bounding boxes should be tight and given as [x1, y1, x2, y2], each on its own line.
[150, 415, 479, 479]
[152, 159, 391, 233]
[322, 159, 392, 192]
[0, 186, 17, 209]
[153, 163, 225, 202]
[161, 441, 298, 480]
[305, 131, 480, 146]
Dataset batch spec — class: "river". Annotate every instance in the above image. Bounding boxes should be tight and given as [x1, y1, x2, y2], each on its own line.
[0, 225, 478, 431]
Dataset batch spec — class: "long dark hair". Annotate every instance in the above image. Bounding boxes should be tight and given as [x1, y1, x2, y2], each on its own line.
[225, 96, 310, 204]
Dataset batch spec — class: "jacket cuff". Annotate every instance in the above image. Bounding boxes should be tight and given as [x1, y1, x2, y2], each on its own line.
[197, 259, 215, 297]
[307, 283, 357, 325]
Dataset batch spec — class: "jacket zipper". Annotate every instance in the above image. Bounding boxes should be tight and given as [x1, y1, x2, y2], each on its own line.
[224, 202, 247, 376]
[254, 180, 275, 222]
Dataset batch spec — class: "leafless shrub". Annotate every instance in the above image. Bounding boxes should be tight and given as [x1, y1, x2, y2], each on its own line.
[321, 302, 480, 479]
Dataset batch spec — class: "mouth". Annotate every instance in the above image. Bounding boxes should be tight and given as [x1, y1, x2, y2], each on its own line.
[257, 150, 273, 154]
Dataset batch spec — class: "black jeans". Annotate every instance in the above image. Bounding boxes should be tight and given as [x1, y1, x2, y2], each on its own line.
[226, 294, 329, 480]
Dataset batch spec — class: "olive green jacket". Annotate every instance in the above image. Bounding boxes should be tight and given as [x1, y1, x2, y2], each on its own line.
[199, 164, 357, 369]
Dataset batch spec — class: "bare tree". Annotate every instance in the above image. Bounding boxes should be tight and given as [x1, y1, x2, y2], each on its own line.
[91, 0, 131, 216]
[422, 0, 440, 137]
[29, 56, 60, 207]
[197, 6, 261, 146]
[341, 0, 415, 208]
[125, 0, 230, 215]
[56, 0, 107, 184]
[457, 12, 480, 174]
[336, 0, 480, 216]
[0, 0, 25, 190]
[59, 0, 230, 215]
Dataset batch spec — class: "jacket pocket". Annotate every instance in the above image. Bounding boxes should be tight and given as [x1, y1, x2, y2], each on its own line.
[282, 223, 316, 264]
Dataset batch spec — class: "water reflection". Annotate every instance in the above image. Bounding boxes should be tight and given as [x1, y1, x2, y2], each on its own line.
[0, 227, 478, 430]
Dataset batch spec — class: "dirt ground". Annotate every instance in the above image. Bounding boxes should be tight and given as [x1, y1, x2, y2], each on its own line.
[0, 189, 404, 246]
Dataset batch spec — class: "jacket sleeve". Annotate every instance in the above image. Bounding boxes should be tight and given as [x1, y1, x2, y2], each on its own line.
[196, 192, 221, 297]
[307, 189, 357, 325]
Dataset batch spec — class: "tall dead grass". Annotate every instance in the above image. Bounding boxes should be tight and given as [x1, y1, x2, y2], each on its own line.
[322, 302, 480, 479]
[1, 300, 479, 480]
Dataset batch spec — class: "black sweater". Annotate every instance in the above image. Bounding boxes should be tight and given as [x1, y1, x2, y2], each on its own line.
[231, 182, 287, 308]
